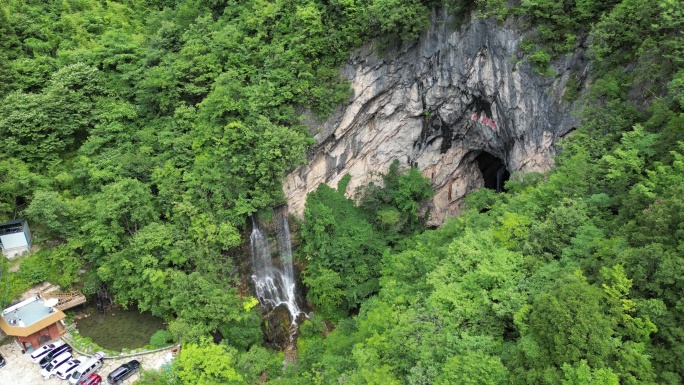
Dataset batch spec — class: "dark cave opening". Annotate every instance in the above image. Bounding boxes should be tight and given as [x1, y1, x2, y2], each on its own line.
[475, 151, 510, 192]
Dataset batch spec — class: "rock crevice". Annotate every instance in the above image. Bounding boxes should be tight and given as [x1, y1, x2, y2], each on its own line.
[285, 10, 588, 225]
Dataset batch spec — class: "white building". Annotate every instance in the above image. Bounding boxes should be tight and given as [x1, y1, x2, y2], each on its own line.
[0, 218, 32, 259]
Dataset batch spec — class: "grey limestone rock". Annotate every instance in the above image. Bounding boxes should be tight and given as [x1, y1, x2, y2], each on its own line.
[285, 10, 589, 226]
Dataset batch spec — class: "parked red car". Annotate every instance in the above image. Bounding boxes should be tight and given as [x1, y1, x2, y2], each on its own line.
[81, 373, 102, 385]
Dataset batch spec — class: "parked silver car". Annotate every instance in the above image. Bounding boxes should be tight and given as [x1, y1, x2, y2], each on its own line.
[30, 341, 65, 363]
[56, 359, 82, 380]
[40, 351, 72, 379]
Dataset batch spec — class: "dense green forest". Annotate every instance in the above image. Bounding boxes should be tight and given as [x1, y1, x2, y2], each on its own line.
[1, 0, 683, 384]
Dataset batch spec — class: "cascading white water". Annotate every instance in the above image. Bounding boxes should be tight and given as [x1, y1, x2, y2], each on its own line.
[249, 214, 302, 326]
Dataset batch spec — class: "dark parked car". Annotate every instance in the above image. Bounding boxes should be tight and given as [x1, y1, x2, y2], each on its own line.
[107, 360, 140, 384]
[81, 373, 102, 385]
[0, 352, 6, 368]
[39, 344, 72, 368]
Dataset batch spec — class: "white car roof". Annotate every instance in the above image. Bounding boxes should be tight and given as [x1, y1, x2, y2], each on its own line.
[57, 358, 80, 371]
[74, 354, 103, 371]
[40, 352, 72, 377]
[56, 359, 81, 378]
[30, 341, 65, 361]
[49, 351, 72, 364]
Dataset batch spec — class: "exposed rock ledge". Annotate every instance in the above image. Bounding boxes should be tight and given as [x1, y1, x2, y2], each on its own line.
[284, 10, 589, 226]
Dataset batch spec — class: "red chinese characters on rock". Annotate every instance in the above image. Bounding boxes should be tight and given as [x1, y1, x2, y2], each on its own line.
[471, 113, 497, 130]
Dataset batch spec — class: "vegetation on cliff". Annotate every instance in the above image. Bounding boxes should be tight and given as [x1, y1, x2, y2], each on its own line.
[1, 0, 683, 384]
[290, 1, 684, 384]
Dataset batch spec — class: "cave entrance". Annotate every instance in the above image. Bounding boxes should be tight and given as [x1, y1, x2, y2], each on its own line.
[475, 151, 510, 192]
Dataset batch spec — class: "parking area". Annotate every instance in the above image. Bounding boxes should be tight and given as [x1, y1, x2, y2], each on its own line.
[0, 338, 175, 384]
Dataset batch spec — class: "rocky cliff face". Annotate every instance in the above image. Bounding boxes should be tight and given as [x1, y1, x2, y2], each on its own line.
[285, 10, 589, 226]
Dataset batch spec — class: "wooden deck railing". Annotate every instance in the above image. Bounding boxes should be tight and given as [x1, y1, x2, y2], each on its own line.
[42, 290, 87, 310]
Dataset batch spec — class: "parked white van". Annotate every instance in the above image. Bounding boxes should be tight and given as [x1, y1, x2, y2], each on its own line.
[68, 352, 104, 385]
[30, 341, 65, 363]
[40, 351, 72, 379]
[56, 358, 82, 380]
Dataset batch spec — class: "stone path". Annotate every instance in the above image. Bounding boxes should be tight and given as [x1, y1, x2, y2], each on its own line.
[0, 338, 175, 385]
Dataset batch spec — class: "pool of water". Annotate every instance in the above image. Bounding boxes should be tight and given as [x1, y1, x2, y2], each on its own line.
[75, 307, 166, 351]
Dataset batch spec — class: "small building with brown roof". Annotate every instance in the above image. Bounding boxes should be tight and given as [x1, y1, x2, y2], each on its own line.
[0, 296, 66, 353]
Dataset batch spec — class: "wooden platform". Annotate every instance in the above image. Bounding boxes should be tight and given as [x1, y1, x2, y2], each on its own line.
[18, 282, 87, 311]
[42, 291, 87, 311]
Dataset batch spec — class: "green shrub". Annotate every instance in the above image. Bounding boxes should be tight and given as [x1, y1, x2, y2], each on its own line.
[16, 253, 48, 285]
[528, 49, 552, 74]
[367, 0, 431, 42]
[150, 329, 175, 348]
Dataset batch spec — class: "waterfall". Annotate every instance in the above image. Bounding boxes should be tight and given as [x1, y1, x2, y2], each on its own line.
[275, 212, 297, 308]
[249, 213, 303, 326]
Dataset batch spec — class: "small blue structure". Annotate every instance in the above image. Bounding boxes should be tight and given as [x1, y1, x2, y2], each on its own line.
[0, 218, 32, 259]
